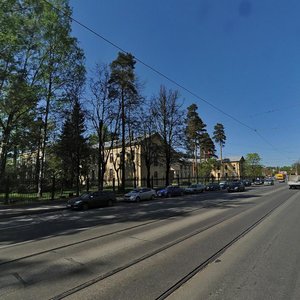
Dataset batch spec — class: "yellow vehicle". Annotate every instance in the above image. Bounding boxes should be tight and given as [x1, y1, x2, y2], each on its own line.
[275, 173, 286, 183]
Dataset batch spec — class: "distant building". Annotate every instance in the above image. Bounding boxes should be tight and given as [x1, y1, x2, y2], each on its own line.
[91, 133, 193, 188]
[211, 156, 245, 180]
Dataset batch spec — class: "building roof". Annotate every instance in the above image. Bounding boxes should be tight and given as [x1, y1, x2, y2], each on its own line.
[222, 156, 244, 162]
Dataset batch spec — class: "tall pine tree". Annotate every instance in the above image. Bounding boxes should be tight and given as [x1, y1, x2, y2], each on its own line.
[108, 52, 138, 191]
[213, 123, 226, 179]
[57, 99, 89, 195]
[185, 104, 206, 178]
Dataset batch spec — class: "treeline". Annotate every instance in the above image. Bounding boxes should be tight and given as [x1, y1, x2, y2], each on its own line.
[0, 0, 226, 194]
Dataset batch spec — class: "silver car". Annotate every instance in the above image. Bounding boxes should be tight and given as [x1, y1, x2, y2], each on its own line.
[124, 188, 156, 202]
[184, 183, 205, 194]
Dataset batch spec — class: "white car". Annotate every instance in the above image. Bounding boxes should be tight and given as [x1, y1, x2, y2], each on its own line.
[124, 188, 156, 202]
[184, 183, 205, 194]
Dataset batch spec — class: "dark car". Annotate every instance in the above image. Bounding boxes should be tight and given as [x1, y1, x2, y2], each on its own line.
[66, 191, 116, 210]
[242, 179, 252, 187]
[205, 183, 220, 191]
[227, 181, 245, 192]
[219, 181, 229, 189]
[264, 179, 274, 186]
[157, 186, 184, 197]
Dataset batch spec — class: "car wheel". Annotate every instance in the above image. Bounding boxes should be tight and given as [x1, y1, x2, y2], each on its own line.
[151, 194, 155, 200]
[180, 191, 184, 196]
[107, 199, 114, 206]
[83, 203, 89, 210]
[136, 197, 141, 202]
[166, 193, 171, 198]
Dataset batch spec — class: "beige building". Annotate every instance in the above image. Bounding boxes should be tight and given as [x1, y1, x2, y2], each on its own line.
[210, 156, 245, 180]
[91, 134, 245, 187]
[92, 134, 193, 188]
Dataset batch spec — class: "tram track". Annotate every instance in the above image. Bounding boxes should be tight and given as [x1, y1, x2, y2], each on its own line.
[155, 191, 292, 299]
[0, 201, 225, 266]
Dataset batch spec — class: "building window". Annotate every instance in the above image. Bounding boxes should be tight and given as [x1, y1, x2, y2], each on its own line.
[154, 171, 158, 178]
[225, 165, 228, 170]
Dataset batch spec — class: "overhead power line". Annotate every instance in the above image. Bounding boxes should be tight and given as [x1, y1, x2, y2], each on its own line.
[42, 0, 277, 150]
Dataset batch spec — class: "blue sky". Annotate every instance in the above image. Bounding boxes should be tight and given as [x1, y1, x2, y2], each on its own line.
[69, 0, 300, 167]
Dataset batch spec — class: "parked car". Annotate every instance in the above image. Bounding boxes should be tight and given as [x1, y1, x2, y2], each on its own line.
[124, 188, 156, 202]
[66, 191, 116, 210]
[227, 181, 245, 192]
[219, 181, 229, 189]
[205, 183, 220, 191]
[264, 179, 274, 186]
[242, 179, 252, 187]
[184, 183, 205, 194]
[254, 178, 264, 185]
[157, 186, 184, 197]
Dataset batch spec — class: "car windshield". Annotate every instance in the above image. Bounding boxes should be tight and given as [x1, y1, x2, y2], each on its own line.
[80, 193, 91, 200]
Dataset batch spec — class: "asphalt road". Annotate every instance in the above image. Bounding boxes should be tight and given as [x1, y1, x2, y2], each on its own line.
[170, 187, 300, 300]
[0, 183, 297, 300]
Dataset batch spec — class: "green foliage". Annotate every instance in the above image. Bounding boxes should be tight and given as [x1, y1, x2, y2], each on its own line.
[213, 123, 226, 147]
[280, 165, 293, 174]
[198, 158, 218, 178]
[244, 153, 263, 178]
[212, 123, 226, 177]
[185, 103, 206, 154]
[109, 52, 137, 104]
[200, 132, 216, 159]
[56, 100, 90, 187]
[0, 0, 85, 181]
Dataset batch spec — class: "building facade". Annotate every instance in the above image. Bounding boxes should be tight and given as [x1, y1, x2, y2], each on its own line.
[210, 156, 245, 180]
[90, 134, 193, 188]
[90, 134, 245, 187]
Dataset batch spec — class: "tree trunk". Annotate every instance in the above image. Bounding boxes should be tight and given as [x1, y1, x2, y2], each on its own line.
[37, 75, 52, 197]
[220, 142, 223, 179]
[165, 159, 170, 186]
[121, 91, 126, 191]
[97, 140, 103, 191]
[165, 147, 171, 186]
[146, 166, 151, 188]
[0, 118, 13, 179]
[0, 134, 10, 179]
[76, 154, 80, 196]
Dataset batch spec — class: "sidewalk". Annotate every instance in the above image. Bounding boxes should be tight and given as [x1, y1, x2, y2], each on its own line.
[0, 200, 67, 219]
